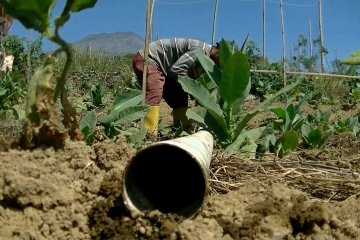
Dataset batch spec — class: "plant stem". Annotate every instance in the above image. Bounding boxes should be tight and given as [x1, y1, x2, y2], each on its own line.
[49, 31, 81, 140]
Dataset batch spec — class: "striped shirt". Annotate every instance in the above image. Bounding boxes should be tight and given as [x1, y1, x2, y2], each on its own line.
[138, 38, 212, 78]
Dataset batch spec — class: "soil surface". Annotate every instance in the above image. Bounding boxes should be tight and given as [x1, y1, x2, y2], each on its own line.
[0, 120, 359, 239]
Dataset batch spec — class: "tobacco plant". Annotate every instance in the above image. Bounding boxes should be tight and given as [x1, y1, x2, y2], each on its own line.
[179, 39, 300, 155]
[0, 0, 97, 148]
[300, 110, 334, 149]
[80, 89, 150, 147]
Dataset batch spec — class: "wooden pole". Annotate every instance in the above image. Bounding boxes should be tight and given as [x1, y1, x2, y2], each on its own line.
[262, 0, 266, 59]
[27, 30, 32, 81]
[279, 0, 286, 86]
[142, 0, 154, 105]
[211, 0, 219, 45]
[318, 0, 325, 72]
[308, 19, 313, 57]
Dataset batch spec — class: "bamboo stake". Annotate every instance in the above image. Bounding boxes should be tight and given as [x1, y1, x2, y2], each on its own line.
[279, 0, 286, 86]
[142, 0, 154, 106]
[211, 0, 219, 45]
[262, 0, 266, 59]
[318, 0, 325, 72]
[27, 30, 32, 82]
[308, 19, 313, 57]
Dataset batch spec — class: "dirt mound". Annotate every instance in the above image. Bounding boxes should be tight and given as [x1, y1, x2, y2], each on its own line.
[0, 137, 359, 239]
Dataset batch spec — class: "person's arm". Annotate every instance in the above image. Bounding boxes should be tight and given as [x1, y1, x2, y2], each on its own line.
[168, 50, 198, 79]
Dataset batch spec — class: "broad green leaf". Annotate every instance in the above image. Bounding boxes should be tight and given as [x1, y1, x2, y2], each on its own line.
[179, 76, 226, 131]
[0, 89, 7, 97]
[233, 79, 301, 139]
[97, 113, 115, 125]
[187, 107, 228, 141]
[70, 0, 97, 12]
[257, 124, 276, 154]
[342, 50, 360, 65]
[194, 48, 221, 86]
[281, 130, 299, 152]
[112, 89, 144, 112]
[186, 106, 206, 125]
[115, 105, 150, 125]
[220, 51, 250, 105]
[302, 127, 322, 148]
[291, 117, 304, 132]
[79, 110, 97, 137]
[220, 39, 232, 69]
[203, 111, 229, 141]
[99, 105, 149, 125]
[226, 127, 265, 154]
[91, 84, 103, 107]
[285, 104, 296, 126]
[271, 107, 286, 118]
[231, 80, 251, 115]
[128, 127, 147, 148]
[239, 137, 257, 159]
[0, 0, 55, 32]
[56, 0, 98, 28]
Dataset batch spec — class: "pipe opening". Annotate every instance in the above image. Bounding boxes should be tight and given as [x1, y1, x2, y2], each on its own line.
[124, 144, 207, 218]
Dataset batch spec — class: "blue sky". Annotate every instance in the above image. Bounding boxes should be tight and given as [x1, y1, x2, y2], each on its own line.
[9, 0, 360, 68]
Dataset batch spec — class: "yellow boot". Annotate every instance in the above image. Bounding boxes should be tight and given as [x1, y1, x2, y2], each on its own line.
[173, 107, 192, 133]
[144, 106, 160, 134]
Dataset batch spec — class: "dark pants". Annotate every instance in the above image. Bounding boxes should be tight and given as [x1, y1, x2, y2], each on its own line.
[132, 52, 188, 108]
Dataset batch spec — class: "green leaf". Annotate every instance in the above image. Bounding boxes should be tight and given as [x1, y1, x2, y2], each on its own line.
[112, 89, 144, 112]
[240, 34, 249, 53]
[303, 127, 322, 148]
[271, 107, 286, 119]
[79, 110, 97, 141]
[127, 127, 147, 148]
[342, 50, 360, 65]
[70, 0, 97, 12]
[233, 80, 300, 140]
[194, 48, 221, 87]
[91, 84, 103, 107]
[186, 106, 206, 125]
[219, 39, 232, 69]
[0, 0, 55, 32]
[99, 105, 149, 125]
[203, 111, 229, 141]
[80, 110, 97, 132]
[231, 80, 251, 116]
[220, 51, 250, 105]
[281, 130, 299, 152]
[179, 76, 225, 122]
[56, 0, 98, 28]
[226, 127, 266, 154]
[114, 105, 150, 125]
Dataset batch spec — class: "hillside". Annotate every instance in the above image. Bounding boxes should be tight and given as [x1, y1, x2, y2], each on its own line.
[72, 31, 144, 56]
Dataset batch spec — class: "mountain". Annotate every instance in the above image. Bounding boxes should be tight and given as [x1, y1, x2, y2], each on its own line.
[72, 31, 144, 56]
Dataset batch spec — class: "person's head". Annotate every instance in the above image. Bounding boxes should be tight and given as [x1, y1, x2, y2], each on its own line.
[210, 42, 220, 67]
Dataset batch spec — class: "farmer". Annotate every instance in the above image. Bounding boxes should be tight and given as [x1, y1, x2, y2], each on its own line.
[133, 38, 220, 134]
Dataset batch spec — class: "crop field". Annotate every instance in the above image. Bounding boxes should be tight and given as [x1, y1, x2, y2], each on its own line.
[0, 1, 359, 239]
